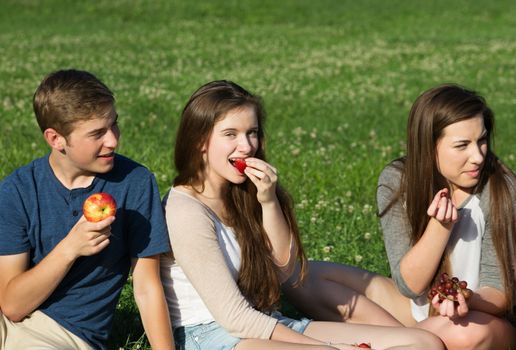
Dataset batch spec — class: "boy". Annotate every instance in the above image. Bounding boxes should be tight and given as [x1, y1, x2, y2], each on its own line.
[0, 69, 174, 349]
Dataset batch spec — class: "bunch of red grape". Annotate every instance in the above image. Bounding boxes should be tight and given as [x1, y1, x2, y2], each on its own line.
[427, 273, 472, 302]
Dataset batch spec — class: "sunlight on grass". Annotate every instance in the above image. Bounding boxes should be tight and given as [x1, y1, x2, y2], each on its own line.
[1, 1, 515, 348]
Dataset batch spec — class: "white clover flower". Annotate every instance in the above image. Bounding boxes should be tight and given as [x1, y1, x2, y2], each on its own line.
[322, 245, 334, 253]
[354, 255, 363, 263]
[292, 127, 304, 137]
[364, 232, 372, 240]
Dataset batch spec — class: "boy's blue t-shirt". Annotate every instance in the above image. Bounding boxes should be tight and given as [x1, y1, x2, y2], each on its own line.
[0, 154, 171, 350]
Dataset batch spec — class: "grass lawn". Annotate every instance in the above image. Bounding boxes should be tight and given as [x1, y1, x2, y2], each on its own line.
[1, 0, 515, 348]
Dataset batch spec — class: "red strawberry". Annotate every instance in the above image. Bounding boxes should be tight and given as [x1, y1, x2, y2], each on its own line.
[234, 159, 247, 174]
[357, 343, 371, 348]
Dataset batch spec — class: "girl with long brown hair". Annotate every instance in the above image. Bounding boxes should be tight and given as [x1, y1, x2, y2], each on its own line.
[160, 80, 443, 350]
[283, 84, 515, 349]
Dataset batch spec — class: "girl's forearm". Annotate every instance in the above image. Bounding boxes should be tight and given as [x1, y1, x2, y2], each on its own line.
[470, 287, 508, 316]
[399, 218, 452, 294]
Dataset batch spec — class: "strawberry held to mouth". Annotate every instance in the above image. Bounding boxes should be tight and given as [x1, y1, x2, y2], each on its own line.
[231, 158, 247, 174]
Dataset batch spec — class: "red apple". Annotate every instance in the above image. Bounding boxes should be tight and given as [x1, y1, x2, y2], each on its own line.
[83, 192, 117, 222]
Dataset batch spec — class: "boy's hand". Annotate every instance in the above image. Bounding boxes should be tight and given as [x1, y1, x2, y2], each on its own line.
[244, 158, 278, 204]
[62, 215, 114, 259]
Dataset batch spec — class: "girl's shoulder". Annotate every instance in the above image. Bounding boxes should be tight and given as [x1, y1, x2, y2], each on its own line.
[164, 187, 215, 218]
[477, 168, 516, 214]
[378, 159, 404, 188]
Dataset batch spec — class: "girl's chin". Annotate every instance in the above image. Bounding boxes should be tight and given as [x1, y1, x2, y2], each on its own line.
[228, 175, 247, 184]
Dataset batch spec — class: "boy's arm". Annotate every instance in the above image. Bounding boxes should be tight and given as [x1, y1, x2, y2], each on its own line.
[0, 215, 114, 321]
[132, 255, 174, 350]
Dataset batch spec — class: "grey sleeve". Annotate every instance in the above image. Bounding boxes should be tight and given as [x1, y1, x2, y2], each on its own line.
[479, 175, 515, 292]
[377, 163, 423, 299]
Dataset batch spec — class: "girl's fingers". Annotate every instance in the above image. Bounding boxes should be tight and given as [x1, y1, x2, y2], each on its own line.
[456, 293, 469, 317]
[451, 206, 459, 222]
[427, 195, 440, 216]
[431, 294, 441, 309]
[447, 299, 456, 317]
[244, 165, 277, 184]
[245, 159, 277, 177]
[439, 300, 448, 316]
[427, 189, 448, 216]
[435, 196, 449, 221]
[444, 199, 453, 221]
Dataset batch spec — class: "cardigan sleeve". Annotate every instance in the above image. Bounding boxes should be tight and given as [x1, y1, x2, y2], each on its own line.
[377, 162, 423, 299]
[164, 190, 277, 339]
[478, 174, 515, 292]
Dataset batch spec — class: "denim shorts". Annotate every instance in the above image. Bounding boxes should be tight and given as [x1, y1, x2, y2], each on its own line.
[173, 311, 312, 350]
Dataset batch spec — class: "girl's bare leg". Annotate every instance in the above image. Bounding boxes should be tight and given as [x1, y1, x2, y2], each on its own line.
[235, 339, 353, 350]
[417, 311, 515, 350]
[282, 261, 412, 326]
[303, 321, 444, 350]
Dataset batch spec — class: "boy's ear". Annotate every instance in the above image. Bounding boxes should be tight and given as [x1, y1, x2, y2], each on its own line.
[43, 128, 66, 151]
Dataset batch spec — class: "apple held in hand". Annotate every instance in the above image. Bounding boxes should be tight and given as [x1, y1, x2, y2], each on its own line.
[83, 192, 117, 222]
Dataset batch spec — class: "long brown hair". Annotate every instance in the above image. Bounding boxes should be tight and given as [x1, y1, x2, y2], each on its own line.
[381, 84, 515, 313]
[174, 80, 307, 311]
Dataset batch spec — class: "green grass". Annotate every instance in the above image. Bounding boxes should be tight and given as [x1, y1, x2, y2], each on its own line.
[1, 1, 515, 348]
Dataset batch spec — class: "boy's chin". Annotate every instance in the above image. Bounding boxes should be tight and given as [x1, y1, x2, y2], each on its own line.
[91, 162, 115, 174]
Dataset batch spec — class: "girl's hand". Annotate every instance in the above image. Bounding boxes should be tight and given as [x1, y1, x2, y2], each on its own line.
[431, 292, 469, 318]
[426, 188, 458, 229]
[243, 158, 278, 204]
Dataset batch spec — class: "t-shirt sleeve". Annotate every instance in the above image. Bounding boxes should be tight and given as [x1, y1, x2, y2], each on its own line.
[126, 171, 171, 257]
[0, 178, 30, 254]
[165, 193, 277, 339]
[377, 163, 422, 299]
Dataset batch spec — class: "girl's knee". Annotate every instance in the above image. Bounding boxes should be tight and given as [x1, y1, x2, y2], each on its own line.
[411, 329, 445, 350]
[443, 321, 512, 350]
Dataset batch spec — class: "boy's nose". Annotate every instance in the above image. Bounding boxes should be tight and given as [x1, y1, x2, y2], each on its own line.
[104, 128, 119, 148]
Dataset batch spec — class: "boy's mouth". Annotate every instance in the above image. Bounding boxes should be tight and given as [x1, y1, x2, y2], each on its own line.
[98, 152, 115, 158]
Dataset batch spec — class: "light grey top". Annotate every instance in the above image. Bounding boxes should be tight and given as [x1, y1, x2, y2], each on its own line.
[376, 161, 514, 299]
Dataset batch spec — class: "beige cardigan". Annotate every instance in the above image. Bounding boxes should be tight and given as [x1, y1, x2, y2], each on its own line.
[162, 188, 296, 339]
